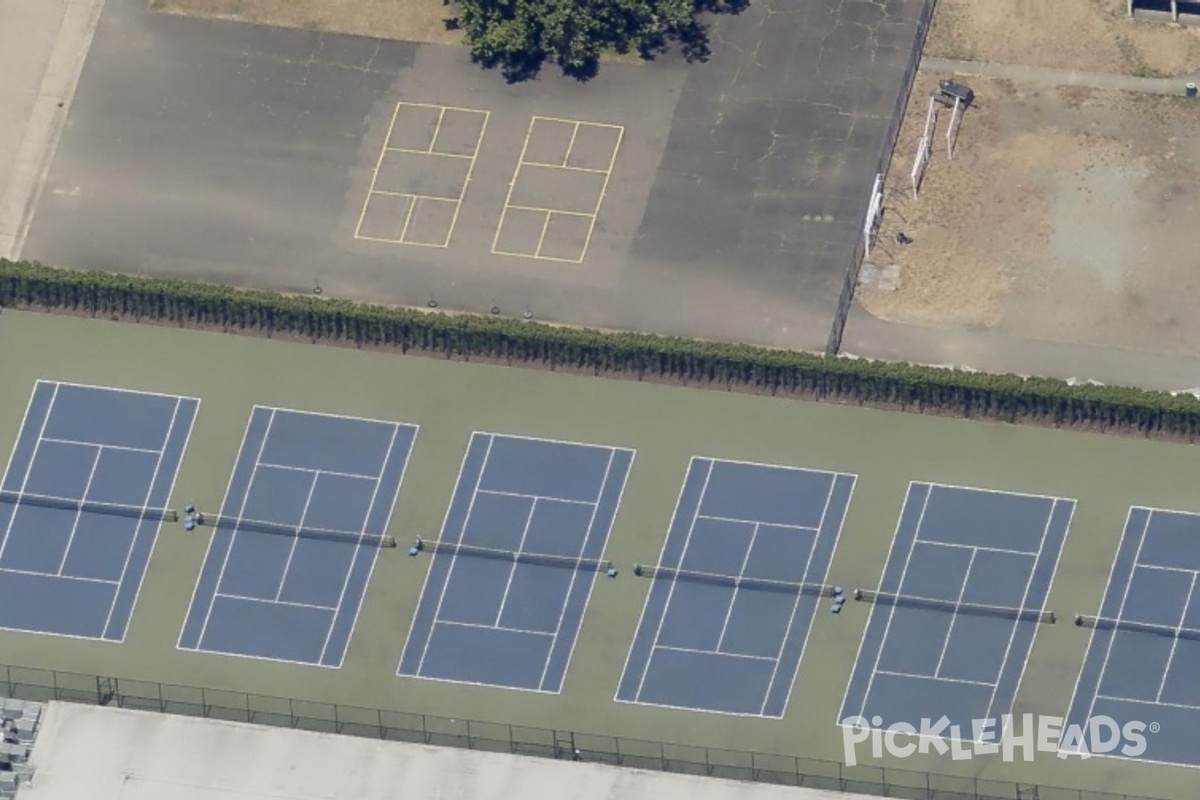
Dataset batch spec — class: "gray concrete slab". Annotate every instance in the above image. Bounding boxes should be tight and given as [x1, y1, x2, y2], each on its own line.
[0, 0, 104, 259]
[23, 701, 879, 800]
[21, 0, 926, 352]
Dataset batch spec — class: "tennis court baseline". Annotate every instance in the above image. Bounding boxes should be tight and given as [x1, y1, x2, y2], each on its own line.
[177, 407, 417, 667]
[1062, 506, 1200, 767]
[616, 457, 856, 717]
[840, 482, 1073, 741]
[398, 432, 633, 692]
[0, 380, 198, 641]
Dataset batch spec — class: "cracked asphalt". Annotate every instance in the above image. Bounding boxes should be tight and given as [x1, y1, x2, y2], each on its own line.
[20, 0, 925, 351]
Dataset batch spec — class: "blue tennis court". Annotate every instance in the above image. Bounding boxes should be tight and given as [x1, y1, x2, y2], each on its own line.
[177, 406, 416, 668]
[840, 482, 1073, 741]
[615, 457, 856, 717]
[1062, 506, 1200, 766]
[0, 380, 198, 641]
[398, 432, 633, 692]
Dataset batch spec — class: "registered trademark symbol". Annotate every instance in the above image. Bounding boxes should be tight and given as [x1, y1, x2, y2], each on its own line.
[1149, 722, 1161, 734]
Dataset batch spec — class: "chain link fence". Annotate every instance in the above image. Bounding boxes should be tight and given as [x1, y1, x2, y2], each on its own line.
[825, 0, 937, 356]
[0, 663, 1173, 800]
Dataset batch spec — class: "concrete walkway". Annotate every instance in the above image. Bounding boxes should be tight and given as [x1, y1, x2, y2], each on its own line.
[0, 0, 105, 260]
[920, 56, 1198, 96]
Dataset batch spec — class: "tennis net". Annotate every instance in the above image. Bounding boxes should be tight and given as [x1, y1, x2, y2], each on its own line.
[633, 564, 838, 597]
[197, 514, 396, 548]
[1074, 614, 1200, 642]
[414, 539, 612, 572]
[854, 588, 1056, 623]
[0, 491, 178, 523]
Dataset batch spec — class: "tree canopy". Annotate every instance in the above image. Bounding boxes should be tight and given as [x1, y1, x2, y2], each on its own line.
[449, 0, 749, 81]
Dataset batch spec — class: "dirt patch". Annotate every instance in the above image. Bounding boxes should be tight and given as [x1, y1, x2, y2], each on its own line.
[857, 72, 1200, 355]
[926, 0, 1200, 76]
[147, 0, 464, 45]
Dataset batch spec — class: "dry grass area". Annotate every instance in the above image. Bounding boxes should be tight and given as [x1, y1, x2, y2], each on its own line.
[927, 0, 1200, 77]
[858, 71, 1200, 355]
[147, 0, 464, 45]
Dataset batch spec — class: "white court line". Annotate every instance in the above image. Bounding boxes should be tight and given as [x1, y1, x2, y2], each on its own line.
[1085, 508, 1154, 726]
[417, 434, 495, 674]
[656, 644, 776, 662]
[395, 430, 478, 674]
[699, 455, 854, 477]
[1058, 505, 1131, 740]
[39, 437, 160, 454]
[933, 547, 977, 679]
[922, 480, 1067, 503]
[612, 456, 705, 705]
[98, 398, 178, 636]
[194, 409, 277, 649]
[318, 422, 407, 667]
[874, 669, 997, 688]
[112, 397, 199, 643]
[696, 513, 817, 532]
[0, 384, 40, 495]
[1139, 563, 1200, 575]
[175, 408, 257, 651]
[521, 162, 607, 175]
[273, 471, 320, 602]
[562, 120, 580, 167]
[777, 472, 858, 720]
[983, 498, 1060, 725]
[258, 405, 403, 427]
[215, 591, 336, 612]
[1099, 695, 1200, 714]
[49, 381, 185, 401]
[478, 488, 594, 506]
[437, 618, 553, 638]
[354, 102, 402, 240]
[538, 447, 621, 691]
[915, 539, 1037, 558]
[715, 523, 759, 652]
[1156, 570, 1197, 703]
[576, 123, 624, 262]
[473, 430, 623, 452]
[859, 483, 935, 720]
[493, 498, 538, 627]
[634, 459, 715, 702]
[761, 472, 841, 715]
[54, 442, 101, 576]
[0, 383, 60, 566]
[0, 566, 117, 585]
[1096, 693, 1200, 712]
[258, 463, 379, 482]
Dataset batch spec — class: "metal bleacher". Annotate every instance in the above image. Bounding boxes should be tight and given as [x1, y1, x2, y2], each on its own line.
[0, 699, 40, 798]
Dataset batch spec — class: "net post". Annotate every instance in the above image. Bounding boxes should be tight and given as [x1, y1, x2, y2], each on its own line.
[946, 96, 962, 159]
[862, 174, 884, 259]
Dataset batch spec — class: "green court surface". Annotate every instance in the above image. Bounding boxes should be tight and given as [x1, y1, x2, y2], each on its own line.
[1, 309, 1198, 799]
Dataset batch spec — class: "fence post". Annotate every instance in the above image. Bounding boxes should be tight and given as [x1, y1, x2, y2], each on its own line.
[377, 708, 385, 740]
[158, 682, 165, 713]
[421, 713, 429, 744]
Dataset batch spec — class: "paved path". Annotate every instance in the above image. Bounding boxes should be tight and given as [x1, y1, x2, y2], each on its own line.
[920, 56, 1198, 96]
[841, 307, 1200, 394]
[0, 0, 105, 260]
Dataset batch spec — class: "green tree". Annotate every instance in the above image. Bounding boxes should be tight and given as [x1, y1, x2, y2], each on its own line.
[450, 0, 743, 81]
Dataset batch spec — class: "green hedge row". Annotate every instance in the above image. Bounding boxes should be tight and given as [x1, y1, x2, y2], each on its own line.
[3, 258, 1199, 438]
